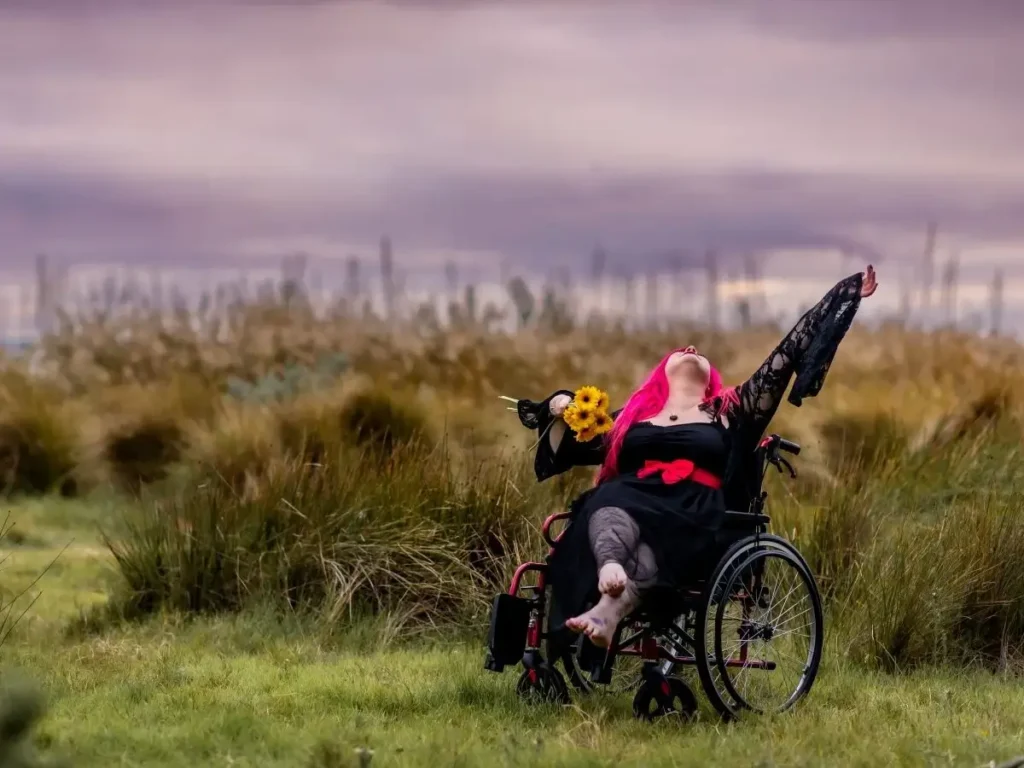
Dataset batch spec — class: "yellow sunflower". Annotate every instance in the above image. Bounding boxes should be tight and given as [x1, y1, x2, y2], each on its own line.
[596, 390, 611, 412]
[576, 425, 598, 443]
[592, 410, 614, 436]
[562, 403, 583, 430]
[573, 406, 596, 430]
[574, 385, 602, 410]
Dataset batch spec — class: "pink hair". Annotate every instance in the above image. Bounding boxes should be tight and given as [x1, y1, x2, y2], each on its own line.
[595, 349, 739, 485]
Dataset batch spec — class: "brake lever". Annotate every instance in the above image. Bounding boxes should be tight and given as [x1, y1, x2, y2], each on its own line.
[779, 457, 797, 479]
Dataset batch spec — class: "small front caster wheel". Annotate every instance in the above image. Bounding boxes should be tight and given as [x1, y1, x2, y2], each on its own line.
[516, 667, 570, 705]
[632, 676, 697, 721]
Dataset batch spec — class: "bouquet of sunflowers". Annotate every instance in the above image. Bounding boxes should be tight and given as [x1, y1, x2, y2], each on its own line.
[502, 386, 614, 444]
[561, 385, 614, 442]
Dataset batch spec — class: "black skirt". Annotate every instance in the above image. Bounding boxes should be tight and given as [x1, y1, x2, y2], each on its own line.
[545, 421, 731, 632]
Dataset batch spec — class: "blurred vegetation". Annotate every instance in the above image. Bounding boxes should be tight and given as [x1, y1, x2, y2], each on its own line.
[4, 275, 1024, 674]
[0, 675, 63, 768]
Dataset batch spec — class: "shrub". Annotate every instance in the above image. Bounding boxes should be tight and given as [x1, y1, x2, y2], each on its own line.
[275, 385, 434, 466]
[335, 388, 433, 454]
[93, 377, 221, 493]
[103, 416, 185, 493]
[0, 373, 82, 496]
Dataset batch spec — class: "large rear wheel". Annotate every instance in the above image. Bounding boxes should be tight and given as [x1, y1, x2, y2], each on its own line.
[714, 548, 823, 713]
[695, 536, 823, 719]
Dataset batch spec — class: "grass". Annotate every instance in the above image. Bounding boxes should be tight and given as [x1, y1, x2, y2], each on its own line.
[2, 496, 1023, 767]
[82, 398, 1024, 673]
[5, 295, 1024, 764]
[12, 620, 1024, 768]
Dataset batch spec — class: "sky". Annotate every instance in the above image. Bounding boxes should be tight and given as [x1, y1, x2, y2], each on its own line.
[1, 0, 1023, 333]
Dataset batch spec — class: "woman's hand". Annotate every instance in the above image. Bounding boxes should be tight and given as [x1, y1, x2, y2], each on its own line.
[860, 265, 878, 298]
[549, 394, 572, 417]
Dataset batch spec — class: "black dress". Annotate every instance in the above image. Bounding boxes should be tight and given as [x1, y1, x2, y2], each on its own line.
[516, 273, 864, 632]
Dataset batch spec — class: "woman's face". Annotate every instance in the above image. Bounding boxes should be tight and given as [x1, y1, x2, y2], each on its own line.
[665, 346, 711, 382]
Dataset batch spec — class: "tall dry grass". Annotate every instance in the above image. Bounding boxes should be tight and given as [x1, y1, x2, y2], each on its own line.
[96, 384, 1024, 670]
[105, 440, 587, 636]
[772, 389, 1024, 671]
[8, 287, 1024, 671]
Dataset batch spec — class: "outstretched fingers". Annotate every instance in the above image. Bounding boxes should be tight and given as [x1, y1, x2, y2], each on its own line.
[861, 265, 878, 298]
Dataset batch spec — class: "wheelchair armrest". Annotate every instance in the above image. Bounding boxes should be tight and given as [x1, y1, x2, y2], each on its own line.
[542, 512, 571, 546]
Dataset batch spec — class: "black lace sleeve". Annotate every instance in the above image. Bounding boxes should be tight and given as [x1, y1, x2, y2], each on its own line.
[517, 391, 610, 481]
[737, 273, 863, 438]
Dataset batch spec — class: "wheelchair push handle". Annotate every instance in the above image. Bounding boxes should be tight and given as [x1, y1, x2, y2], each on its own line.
[761, 434, 801, 456]
[762, 434, 800, 479]
[778, 437, 801, 456]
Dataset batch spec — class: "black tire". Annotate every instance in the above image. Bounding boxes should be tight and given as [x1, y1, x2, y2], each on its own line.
[632, 676, 698, 721]
[515, 666, 571, 705]
[556, 626, 679, 696]
[694, 534, 819, 719]
[556, 638, 593, 695]
[714, 548, 823, 714]
[541, 621, 593, 696]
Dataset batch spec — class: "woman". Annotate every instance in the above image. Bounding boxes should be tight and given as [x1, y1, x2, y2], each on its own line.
[516, 266, 878, 648]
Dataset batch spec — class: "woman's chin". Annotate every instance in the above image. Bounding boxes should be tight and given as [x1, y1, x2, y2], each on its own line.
[667, 359, 710, 381]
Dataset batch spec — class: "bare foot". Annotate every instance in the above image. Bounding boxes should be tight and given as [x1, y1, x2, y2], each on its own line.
[566, 594, 633, 648]
[598, 562, 627, 597]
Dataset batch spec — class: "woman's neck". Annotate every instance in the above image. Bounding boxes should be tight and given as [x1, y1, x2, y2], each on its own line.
[665, 379, 706, 412]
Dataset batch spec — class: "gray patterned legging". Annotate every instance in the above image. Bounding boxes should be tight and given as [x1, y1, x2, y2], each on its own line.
[588, 506, 659, 597]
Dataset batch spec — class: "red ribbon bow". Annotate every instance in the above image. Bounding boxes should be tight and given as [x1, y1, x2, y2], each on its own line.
[637, 459, 722, 489]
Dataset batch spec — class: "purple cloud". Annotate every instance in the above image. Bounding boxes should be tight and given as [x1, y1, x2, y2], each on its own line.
[0, 0, 1021, 288]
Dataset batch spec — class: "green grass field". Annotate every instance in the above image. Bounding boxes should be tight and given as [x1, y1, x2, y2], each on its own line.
[3, 497, 1023, 768]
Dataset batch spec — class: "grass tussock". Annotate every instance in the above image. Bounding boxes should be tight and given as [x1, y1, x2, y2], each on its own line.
[105, 440, 559, 633]
[335, 387, 434, 453]
[0, 372, 83, 497]
[774, 397, 1024, 671]
[102, 390, 1024, 672]
[184, 404, 282, 498]
[185, 385, 437, 497]
[832, 497, 1024, 672]
[95, 377, 222, 493]
[103, 417, 185, 493]
[274, 384, 434, 465]
[1, 516, 18, 647]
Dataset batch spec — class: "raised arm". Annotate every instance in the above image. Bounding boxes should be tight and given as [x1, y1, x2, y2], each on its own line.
[516, 391, 610, 481]
[737, 267, 876, 438]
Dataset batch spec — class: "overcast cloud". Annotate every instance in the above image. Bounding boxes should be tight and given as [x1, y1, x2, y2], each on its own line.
[1, 0, 1022, 323]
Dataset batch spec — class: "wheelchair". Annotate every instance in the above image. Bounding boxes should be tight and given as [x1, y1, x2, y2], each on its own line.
[484, 433, 823, 721]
